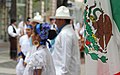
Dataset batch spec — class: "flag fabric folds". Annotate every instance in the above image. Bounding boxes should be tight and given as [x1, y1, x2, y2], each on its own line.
[84, 0, 120, 75]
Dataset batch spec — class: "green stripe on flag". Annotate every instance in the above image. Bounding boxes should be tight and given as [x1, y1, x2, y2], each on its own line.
[110, 0, 120, 32]
[84, 0, 87, 3]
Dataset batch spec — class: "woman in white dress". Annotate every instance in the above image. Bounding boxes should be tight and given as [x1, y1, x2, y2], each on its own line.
[23, 23, 56, 75]
[16, 25, 33, 75]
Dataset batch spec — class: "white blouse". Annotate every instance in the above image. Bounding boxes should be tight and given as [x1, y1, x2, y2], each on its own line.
[23, 45, 56, 75]
[19, 35, 31, 56]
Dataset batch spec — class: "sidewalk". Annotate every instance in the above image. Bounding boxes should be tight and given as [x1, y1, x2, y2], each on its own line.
[0, 40, 16, 75]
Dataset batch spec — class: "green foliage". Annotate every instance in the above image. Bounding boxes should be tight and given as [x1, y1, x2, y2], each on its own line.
[87, 35, 95, 43]
[90, 53, 99, 60]
[86, 25, 93, 35]
[85, 46, 89, 54]
[32, 0, 50, 14]
[33, 0, 39, 2]
[100, 56, 108, 63]
[93, 44, 99, 51]
[33, 0, 41, 13]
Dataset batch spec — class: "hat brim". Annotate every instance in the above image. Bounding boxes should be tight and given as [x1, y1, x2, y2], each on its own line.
[29, 19, 43, 23]
[50, 16, 74, 19]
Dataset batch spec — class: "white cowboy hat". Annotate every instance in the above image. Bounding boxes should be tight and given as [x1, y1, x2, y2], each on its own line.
[30, 12, 44, 23]
[50, 6, 73, 19]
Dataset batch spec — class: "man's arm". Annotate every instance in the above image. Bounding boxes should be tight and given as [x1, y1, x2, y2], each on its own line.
[61, 33, 72, 75]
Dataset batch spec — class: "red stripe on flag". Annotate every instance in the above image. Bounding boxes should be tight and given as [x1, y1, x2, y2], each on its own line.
[114, 72, 120, 75]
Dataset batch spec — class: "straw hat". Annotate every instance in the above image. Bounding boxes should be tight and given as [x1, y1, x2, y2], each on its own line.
[30, 12, 43, 23]
[50, 6, 73, 19]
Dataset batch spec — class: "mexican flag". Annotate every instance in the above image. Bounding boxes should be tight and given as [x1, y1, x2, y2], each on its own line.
[84, 0, 120, 75]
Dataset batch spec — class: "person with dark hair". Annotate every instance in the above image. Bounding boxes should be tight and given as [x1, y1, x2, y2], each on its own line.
[26, 17, 31, 22]
[48, 18, 58, 53]
[51, 6, 81, 75]
[23, 17, 31, 34]
[23, 23, 56, 75]
[8, 19, 19, 60]
[49, 18, 58, 31]
[16, 25, 33, 75]
[18, 17, 31, 35]
[11, 19, 16, 24]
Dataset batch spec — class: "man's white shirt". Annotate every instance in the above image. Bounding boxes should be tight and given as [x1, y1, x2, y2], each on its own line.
[8, 24, 19, 37]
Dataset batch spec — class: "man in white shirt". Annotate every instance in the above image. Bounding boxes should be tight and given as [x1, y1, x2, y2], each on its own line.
[23, 17, 31, 35]
[51, 6, 81, 75]
[8, 19, 19, 60]
[18, 17, 31, 35]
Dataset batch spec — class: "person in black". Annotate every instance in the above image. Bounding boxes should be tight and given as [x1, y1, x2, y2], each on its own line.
[8, 19, 19, 60]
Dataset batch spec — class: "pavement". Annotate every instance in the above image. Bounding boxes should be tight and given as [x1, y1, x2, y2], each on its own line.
[0, 40, 16, 75]
[0, 40, 85, 75]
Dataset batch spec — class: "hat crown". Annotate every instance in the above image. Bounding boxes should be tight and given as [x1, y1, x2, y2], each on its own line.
[50, 6, 73, 19]
[34, 12, 43, 22]
[55, 6, 70, 17]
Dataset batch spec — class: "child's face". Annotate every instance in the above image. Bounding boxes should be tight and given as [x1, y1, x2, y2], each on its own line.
[26, 28, 32, 36]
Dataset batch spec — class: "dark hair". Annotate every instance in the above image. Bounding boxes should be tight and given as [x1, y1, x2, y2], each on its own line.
[11, 19, 16, 24]
[26, 17, 31, 22]
[48, 30, 57, 40]
[65, 19, 71, 25]
[50, 18, 55, 21]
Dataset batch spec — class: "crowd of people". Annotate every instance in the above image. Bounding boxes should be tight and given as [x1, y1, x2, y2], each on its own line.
[8, 6, 84, 75]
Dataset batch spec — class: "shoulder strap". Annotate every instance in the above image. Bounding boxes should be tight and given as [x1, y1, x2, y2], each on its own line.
[53, 25, 55, 28]
[11, 25, 16, 33]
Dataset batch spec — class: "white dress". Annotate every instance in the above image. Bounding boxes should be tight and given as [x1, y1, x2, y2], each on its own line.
[16, 58, 25, 75]
[24, 46, 37, 64]
[16, 35, 31, 75]
[19, 35, 31, 56]
[23, 45, 56, 75]
[52, 25, 81, 75]
[16, 46, 36, 75]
